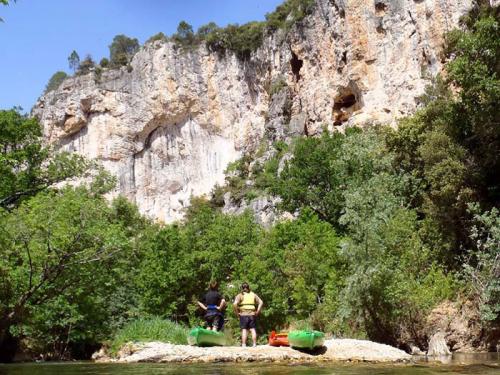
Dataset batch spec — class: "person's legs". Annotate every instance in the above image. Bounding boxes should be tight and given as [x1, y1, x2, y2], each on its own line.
[205, 314, 215, 330]
[241, 329, 248, 347]
[248, 315, 257, 347]
[213, 315, 222, 332]
[250, 328, 257, 347]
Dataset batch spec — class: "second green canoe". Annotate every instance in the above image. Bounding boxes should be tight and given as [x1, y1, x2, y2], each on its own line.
[187, 327, 226, 347]
[288, 330, 325, 350]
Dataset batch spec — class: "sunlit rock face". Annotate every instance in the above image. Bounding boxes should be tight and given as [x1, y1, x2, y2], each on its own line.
[33, 0, 472, 222]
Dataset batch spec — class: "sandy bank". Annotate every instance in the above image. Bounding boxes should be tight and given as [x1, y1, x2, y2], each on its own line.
[95, 339, 411, 364]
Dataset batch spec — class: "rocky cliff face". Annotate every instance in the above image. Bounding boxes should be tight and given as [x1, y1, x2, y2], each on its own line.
[33, 0, 473, 222]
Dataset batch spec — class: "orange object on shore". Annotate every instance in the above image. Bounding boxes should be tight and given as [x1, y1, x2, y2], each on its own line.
[268, 330, 289, 346]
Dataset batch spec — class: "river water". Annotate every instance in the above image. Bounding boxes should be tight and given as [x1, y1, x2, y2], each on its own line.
[0, 353, 498, 375]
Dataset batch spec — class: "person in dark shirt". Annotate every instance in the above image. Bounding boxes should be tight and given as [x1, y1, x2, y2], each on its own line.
[197, 281, 226, 331]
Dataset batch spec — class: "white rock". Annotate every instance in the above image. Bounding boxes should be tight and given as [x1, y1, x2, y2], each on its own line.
[33, 0, 473, 222]
[427, 331, 451, 356]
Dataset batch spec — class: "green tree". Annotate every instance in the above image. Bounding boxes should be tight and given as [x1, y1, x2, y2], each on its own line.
[221, 22, 264, 59]
[386, 4, 500, 259]
[277, 128, 398, 230]
[136, 198, 261, 323]
[77, 54, 95, 75]
[172, 21, 195, 47]
[109, 34, 139, 67]
[0, 188, 144, 359]
[0, 109, 90, 209]
[44, 71, 68, 93]
[237, 210, 342, 332]
[67, 50, 80, 73]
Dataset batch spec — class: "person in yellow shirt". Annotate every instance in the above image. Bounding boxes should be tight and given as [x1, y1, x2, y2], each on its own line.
[232, 282, 263, 347]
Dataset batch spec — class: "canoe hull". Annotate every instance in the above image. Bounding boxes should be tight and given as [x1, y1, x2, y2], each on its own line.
[188, 327, 226, 347]
[288, 330, 325, 350]
[268, 331, 289, 347]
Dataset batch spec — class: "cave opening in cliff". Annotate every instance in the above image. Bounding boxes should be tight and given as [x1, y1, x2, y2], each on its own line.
[332, 87, 361, 125]
[290, 51, 303, 81]
[375, 1, 387, 14]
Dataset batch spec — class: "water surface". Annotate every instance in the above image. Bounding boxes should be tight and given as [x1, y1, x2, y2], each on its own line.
[0, 353, 498, 375]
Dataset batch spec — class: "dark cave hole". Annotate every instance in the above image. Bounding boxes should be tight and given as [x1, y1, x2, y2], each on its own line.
[290, 51, 303, 81]
[333, 91, 360, 126]
[333, 94, 357, 110]
[375, 2, 387, 13]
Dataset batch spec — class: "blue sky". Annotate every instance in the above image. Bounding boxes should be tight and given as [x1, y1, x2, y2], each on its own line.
[0, 0, 283, 112]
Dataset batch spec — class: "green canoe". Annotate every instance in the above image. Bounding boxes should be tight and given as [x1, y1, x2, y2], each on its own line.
[288, 330, 325, 350]
[187, 327, 226, 347]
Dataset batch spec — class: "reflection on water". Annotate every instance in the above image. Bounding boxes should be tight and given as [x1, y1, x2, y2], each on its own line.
[0, 353, 498, 375]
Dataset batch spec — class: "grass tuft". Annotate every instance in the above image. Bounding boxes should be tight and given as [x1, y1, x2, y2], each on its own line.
[109, 317, 189, 355]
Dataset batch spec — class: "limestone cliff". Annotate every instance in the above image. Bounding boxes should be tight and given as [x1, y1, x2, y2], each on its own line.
[33, 0, 473, 222]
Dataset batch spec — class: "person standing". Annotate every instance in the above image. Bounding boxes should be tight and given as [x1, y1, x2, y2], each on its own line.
[197, 281, 226, 331]
[233, 282, 263, 347]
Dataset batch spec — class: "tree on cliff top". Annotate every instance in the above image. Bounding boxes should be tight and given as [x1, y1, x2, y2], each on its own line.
[67, 50, 80, 73]
[44, 71, 68, 94]
[109, 34, 139, 67]
[172, 20, 196, 47]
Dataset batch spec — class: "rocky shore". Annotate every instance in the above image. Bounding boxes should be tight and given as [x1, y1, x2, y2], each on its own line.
[94, 339, 411, 364]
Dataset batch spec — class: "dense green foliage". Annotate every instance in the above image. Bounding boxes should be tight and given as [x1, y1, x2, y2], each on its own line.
[136, 198, 261, 321]
[44, 71, 68, 93]
[109, 34, 139, 67]
[463, 204, 500, 324]
[386, 7, 500, 259]
[1, 189, 144, 358]
[0, 109, 90, 209]
[265, 0, 315, 31]
[109, 317, 188, 354]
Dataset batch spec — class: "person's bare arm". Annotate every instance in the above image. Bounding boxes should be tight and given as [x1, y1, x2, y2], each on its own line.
[255, 295, 264, 316]
[197, 301, 207, 311]
[233, 294, 241, 315]
[218, 298, 226, 310]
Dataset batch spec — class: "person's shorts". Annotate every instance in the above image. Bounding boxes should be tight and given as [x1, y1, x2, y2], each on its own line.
[239, 315, 256, 329]
[205, 313, 223, 330]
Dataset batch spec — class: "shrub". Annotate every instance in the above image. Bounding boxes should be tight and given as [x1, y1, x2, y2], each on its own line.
[145, 32, 168, 45]
[265, 0, 316, 32]
[222, 22, 265, 59]
[94, 66, 102, 83]
[99, 57, 109, 67]
[109, 317, 189, 355]
[462, 204, 500, 324]
[268, 77, 288, 97]
[44, 71, 68, 93]
[77, 54, 95, 75]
